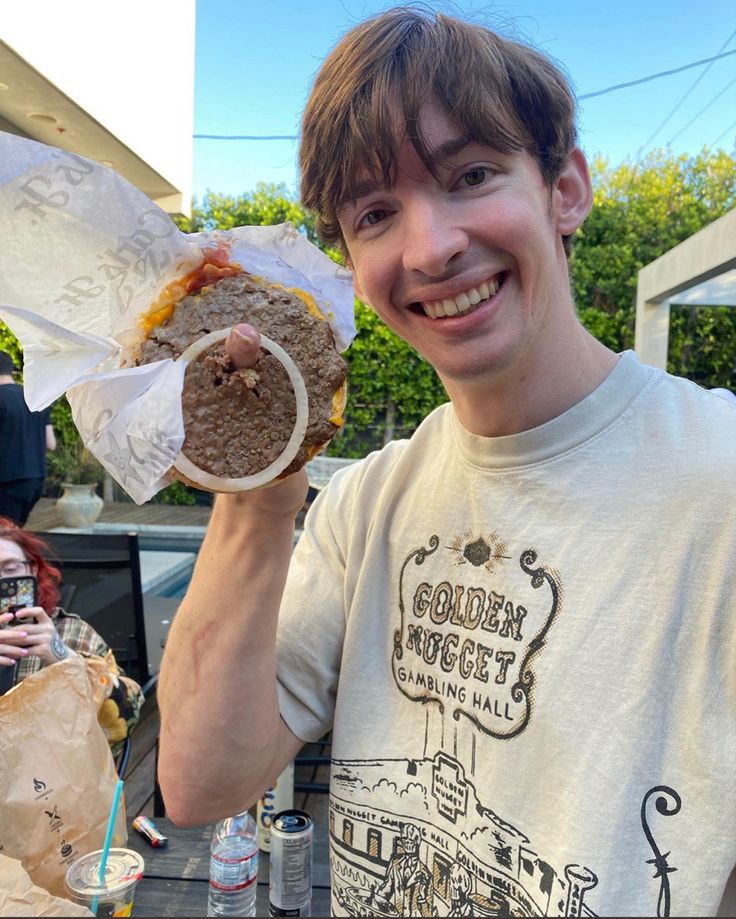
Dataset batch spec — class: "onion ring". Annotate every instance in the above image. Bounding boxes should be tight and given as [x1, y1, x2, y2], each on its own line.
[173, 328, 309, 491]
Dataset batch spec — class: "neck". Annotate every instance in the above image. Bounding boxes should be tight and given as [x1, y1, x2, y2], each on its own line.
[0, 374, 14, 385]
[442, 322, 618, 437]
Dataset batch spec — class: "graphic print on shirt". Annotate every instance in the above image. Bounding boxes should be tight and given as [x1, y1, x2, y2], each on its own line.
[329, 752, 600, 916]
[328, 531, 683, 916]
[392, 532, 561, 739]
[641, 786, 682, 919]
[329, 531, 598, 916]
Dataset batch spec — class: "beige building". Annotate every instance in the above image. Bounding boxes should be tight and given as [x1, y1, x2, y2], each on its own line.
[635, 208, 736, 371]
[0, 0, 195, 216]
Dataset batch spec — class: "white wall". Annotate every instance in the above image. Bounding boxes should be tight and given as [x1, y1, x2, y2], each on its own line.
[2, 0, 195, 205]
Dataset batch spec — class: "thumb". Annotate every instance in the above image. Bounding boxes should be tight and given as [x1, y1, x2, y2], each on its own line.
[225, 323, 261, 369]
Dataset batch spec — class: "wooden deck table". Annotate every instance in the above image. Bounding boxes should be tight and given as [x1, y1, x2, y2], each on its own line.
[128, 817, 331, 917]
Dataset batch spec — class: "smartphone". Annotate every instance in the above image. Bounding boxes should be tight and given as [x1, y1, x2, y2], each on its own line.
[0, 575, 38, 622]
[0, 575, 36, 694]
[0, 576, 36, 695]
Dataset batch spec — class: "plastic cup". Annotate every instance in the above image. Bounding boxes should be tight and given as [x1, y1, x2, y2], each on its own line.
[64, 847, 144, 917]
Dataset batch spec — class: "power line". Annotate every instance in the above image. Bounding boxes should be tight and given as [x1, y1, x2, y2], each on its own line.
[638, 29, 736, 153]
[194, 133, 297, 140]
[578, 48, 736, 99]
[666, 74, 736, 145]
[709, 118, 736, 148]
[191, 48, 736, 141]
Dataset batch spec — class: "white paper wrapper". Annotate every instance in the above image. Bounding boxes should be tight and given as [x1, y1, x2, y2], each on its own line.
[0, 132, 355, 503]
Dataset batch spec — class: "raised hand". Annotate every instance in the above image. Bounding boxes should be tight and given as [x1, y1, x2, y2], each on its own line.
[221, 323, 309, 519]
[0, 608, 70, 667]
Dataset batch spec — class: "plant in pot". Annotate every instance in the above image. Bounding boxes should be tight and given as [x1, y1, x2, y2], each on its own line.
[47, 438, 105, 528]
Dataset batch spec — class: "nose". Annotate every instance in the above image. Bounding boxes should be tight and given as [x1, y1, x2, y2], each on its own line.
[401, 198, 469, 277]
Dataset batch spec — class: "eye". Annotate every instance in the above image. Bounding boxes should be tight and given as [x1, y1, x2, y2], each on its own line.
[461, 167, 488, 188]
[360, 208, 388, 228]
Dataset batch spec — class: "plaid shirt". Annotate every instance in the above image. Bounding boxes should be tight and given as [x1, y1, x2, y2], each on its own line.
[15, 608, 144, 756]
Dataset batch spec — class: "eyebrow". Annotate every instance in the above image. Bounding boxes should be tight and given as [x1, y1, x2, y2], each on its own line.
[343, 134, 477, 208]
[428, 134, 476, 165]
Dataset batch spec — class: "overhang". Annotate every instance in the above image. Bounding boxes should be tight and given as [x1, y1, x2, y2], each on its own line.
[0, 40, 186, 215]
[634, 208, 736, 368]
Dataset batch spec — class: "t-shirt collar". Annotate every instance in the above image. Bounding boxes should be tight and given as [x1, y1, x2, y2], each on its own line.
[450, 350, 652, 470]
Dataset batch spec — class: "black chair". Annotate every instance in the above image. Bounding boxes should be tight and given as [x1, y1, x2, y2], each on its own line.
[115, 734, 132, 780]
[116, 669, 160, 787]
[33, 530, 155, 694]
[294, 732, 331, 795]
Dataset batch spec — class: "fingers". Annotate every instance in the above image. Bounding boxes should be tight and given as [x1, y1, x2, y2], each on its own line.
[13, 606, 48, 624]
[225, 323, 261, 369]
[0, 632, 29, 663]
[0, 610, 29, 640]
[1, 611, 51, 645]
[0, 627, 30, 645]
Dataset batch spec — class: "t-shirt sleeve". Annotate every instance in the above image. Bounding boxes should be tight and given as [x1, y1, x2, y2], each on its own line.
[275, 479, 349, 743]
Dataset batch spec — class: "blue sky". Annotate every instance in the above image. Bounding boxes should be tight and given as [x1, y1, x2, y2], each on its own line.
[192, 0, 736, 202]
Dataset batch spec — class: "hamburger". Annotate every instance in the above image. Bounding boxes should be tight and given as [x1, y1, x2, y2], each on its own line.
[133, 248, 348, 492]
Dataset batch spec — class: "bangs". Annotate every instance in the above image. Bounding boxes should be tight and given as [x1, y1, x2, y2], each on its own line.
[300, 9, 576, 247]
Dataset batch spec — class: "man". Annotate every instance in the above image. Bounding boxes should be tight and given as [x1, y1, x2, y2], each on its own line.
[374, 823, 433, 916]
[0, 350, 56, 526]
[158, 9, 735, 916]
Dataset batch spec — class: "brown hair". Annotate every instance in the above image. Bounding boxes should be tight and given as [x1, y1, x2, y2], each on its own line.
[300, 6, 578, 251]
[0, 517, 61, 612]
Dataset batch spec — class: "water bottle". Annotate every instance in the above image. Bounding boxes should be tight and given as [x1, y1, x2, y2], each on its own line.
[207, 810, 259, 917]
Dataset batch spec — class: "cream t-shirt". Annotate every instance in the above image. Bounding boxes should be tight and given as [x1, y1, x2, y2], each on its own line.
[277, 352, 736, 917]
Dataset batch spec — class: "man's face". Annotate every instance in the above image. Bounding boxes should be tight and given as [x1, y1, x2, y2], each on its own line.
[338, 101, 586, 394]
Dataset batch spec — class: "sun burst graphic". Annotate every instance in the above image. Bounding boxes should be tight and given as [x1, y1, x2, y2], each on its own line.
[445, 530, 511, 573]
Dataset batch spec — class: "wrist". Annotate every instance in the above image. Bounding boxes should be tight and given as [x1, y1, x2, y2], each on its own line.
[49, 631, 71, 663]
[214, 488, 303, 527]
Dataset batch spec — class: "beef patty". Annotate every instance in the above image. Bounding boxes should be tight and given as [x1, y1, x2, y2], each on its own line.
[136, 273, 348, 483]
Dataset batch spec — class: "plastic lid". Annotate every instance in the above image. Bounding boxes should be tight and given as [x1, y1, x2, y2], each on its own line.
[65, 848, 144, 898]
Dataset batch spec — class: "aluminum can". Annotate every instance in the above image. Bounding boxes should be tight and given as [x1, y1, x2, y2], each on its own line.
[268, 810, 312, 917]
[257, 761, 294, 852]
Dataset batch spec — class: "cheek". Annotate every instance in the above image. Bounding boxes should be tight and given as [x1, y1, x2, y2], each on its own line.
[353, 258, 392, 311]
[472, 194, 549, 247]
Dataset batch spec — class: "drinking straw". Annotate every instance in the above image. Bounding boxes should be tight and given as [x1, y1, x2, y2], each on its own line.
[91, 778, 124, 916]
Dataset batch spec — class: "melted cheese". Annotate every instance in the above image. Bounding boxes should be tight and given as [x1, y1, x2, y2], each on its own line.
[268, 283, 326, 322]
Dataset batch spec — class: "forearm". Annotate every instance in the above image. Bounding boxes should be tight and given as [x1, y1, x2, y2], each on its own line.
[158, 491, 301, 824]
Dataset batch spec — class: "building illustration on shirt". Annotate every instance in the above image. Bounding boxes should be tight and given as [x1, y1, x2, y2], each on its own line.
[329, 751, 599, 916]
[327, 531, 682, 917]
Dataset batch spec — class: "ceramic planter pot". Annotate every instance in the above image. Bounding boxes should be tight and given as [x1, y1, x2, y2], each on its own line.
[56, 483, 104, 528]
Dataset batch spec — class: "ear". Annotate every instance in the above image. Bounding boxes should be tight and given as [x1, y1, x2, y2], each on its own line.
[554, 147, 593, 235]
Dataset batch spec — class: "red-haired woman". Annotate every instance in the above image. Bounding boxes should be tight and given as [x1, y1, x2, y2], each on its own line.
[0, 516, 144, 754]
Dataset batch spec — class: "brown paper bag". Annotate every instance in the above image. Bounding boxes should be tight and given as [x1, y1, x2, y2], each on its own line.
[0, 854, 93, 916]
[0, 656, 126, 897]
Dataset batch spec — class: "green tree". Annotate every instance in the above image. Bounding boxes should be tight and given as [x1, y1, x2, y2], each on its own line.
[177, 182, 318, 244]
[571, 148, 736, 387]
[330, 300, 448, 458]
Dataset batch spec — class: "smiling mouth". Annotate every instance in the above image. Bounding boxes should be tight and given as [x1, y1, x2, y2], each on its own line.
[411, 273, 506, 319]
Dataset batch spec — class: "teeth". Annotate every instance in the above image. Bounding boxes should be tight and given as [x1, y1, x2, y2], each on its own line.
[422, 276, 501, 319]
